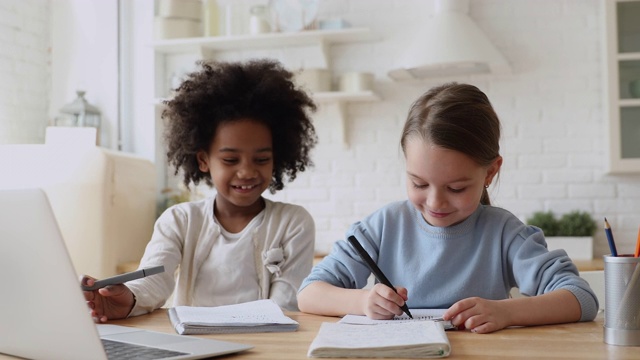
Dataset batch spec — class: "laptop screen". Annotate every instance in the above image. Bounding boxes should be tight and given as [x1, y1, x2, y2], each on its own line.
[0, 188, 252, 360]
[0, 188, 108, 359]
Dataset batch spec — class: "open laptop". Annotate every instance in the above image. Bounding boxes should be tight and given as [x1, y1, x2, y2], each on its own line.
[0, 188, 253, 360]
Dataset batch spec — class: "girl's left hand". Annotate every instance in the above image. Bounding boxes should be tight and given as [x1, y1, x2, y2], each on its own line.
[443, 297, 511, 334]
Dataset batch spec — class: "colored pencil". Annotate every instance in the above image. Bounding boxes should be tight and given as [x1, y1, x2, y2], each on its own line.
[635, 225, 640, 258]
[604, 218, 618, 257]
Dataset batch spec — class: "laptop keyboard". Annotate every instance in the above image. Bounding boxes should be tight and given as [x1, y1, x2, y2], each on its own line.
[102, 338, 188, 360]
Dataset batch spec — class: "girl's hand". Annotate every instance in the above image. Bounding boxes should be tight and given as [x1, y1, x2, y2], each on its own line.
[362, 283, 409, 319]
[443, 297, 510, 334]
[81, 275, 135, 323]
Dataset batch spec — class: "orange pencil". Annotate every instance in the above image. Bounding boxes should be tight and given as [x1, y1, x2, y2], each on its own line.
[635, 225, 640, 258]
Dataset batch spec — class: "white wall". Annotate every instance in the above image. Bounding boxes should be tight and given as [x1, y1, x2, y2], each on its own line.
[158, 0, 636, 256]
[4, 0, 640, 257]
[0, 0, 50, 144]
[0, 0, 118, 148]
[50, 0, 118, 149]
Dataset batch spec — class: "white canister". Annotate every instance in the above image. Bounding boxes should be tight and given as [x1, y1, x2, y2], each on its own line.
[203, 0, 221, 37]
[158, 0, 202, 20]
[295, 68, 331, 92]
[154, 17, 201, 40]
[249, 5, 271, 35]
[339, 72, 374, 93]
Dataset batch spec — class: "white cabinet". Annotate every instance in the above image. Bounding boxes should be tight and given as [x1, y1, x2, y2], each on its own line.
[604, 0, 640, 172]
[152, 27, 380, 188]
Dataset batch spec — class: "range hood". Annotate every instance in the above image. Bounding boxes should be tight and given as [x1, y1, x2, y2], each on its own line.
[388, 0, 510, 81]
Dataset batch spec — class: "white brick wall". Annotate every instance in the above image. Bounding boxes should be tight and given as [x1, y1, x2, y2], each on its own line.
[0, 0, 50, 144]
[259, 0, 640, 256]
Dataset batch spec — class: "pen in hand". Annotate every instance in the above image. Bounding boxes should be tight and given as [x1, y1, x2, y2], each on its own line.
[81, 265, 165, 291]
[347, 235, 413, 319]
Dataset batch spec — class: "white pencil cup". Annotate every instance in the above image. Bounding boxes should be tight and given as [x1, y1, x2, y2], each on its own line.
[604, 255, 640, 346]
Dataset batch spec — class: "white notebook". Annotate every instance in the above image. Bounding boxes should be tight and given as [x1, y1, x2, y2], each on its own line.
[339, 309, 456, 330]
[307, 321, 451, 358]
[168, 299, 299, 335]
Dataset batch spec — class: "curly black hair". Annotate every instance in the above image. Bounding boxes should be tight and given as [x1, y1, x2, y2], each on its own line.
[163, 59, 318, 193]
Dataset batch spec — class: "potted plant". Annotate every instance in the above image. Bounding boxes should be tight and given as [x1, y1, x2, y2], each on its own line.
[526, 210, 597, 260]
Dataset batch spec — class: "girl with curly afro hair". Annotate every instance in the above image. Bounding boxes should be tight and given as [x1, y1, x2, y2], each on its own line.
[82, 60, 318, 321]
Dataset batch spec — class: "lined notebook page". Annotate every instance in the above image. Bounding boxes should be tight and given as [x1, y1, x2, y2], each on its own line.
[340, 309, 446, 324]
[339, 309, 455, 330]
[172, 299, 297, 325]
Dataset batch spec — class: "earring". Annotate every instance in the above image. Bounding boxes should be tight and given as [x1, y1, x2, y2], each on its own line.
[484, 184, 490, 189]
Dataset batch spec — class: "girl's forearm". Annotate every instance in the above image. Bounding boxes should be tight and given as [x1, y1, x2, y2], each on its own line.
[504, 289, 582, 326]
[297, 281, 367, 316]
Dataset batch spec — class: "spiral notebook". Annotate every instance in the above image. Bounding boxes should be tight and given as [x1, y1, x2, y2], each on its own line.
[339, 309, 456, 330]
[168, 299, 299, 335]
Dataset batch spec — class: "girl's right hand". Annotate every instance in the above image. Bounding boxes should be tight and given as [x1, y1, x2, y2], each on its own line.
[362, 283, 409, 319]
[81, 275, 135, 323]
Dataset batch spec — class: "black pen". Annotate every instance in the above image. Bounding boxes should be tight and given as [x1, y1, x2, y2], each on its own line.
[347, 235, 413, 319]
[81, 265, 165, 291]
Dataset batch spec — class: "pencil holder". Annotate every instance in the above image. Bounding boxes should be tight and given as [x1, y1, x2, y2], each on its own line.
[604, 255, 640, 346]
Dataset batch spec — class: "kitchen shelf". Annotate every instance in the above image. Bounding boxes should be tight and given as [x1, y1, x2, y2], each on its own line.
[617, 52, 640, 61]
[152, 26, 381, 189]
[314, 91, 380, 147]
[154, 90, 380, 107]
[154, 90, 380, 147]
[313, 90, 380, 103]
[619, 99, 640, 107]
[153, 27, 376, 55]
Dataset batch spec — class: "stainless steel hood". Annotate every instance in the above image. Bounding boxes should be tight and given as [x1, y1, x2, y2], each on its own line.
[388, 0, 510, 81]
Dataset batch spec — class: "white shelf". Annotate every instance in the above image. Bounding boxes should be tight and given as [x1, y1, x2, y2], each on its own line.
[153, 26, 382, 155]
[619, 99, 640, 107]
[153, 28, 376, 54]
[313, 91, 380, 148]
[617, 52, 640, 61]
[155, 90, 380, 148]
[154, 90, 380, 107]
[313, 90, 380, 103]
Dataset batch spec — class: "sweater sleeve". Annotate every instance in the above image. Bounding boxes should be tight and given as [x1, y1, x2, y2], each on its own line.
[126, 206, 185, 317]
[300, 222, 382, 292]
[267, 205, 315, 311]
[509, 225, 599, 321]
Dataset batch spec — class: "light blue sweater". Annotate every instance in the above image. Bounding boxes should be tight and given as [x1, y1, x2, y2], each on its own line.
[301, 201, 598, 321]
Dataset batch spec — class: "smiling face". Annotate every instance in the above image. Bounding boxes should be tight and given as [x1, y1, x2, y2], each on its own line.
[405, 137, 502, 227]
[197, 119, 273, 217]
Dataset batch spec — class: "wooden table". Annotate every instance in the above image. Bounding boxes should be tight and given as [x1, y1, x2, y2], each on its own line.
[573, 258, 604, 271]
[1, 309, 638, 359]
[98, 309, 638, 359]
